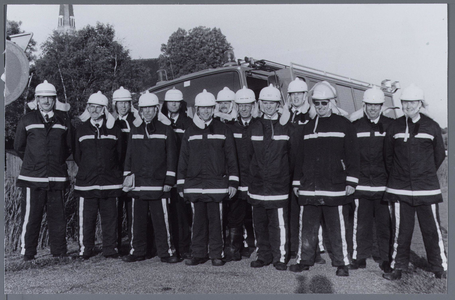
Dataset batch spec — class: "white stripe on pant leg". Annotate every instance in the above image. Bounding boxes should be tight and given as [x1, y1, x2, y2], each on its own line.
[191, 202, 195, 244]
[219, 202, 224, 257]
[352, 199, 359, 260]
[78, 197, 85, 255]
[243, 227, 248, 248]
[252, 206, 258, 258]
[296, 206, 304, 262]
[129, 198, 136, 255]
[161, 198, 174, 256]
[338, 206, 350, 265]
[278, 208, 286, 263]
[318, 225, 324, 252]
[390, 202, 401, 269]
[20, 188, 31, 255]
[431, 204, 448, 271]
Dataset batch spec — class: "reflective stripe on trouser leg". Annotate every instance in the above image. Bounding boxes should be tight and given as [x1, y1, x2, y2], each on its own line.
[352, 199, 359, 259]
[296, 205, 304, 262]
[20, 188, 31, 255]
[129, 198, 136, 255]
[220, 202, 224, 257]
[430, 204, 448, 271]
[277, 207, 287, 263]
[190, 202, 195, 243]
[338, 205, 350, 266]
[78, 197, 85, 255]
[161, 198, 175, 256]
[318, 225, 324, 252]
[390, 202, 400, 269]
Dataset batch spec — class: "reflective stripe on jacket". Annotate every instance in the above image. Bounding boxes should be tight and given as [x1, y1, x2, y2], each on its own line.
[14, 110, 73, 190]
[384, 114, 445, 205]
[177, 119, 239, 203]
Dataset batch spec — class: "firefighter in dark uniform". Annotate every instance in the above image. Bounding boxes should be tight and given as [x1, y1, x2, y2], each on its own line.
[382, 84, 447, 280]
[349, 86, 393, 273]
[286, 78, 326, 264]
[14, 80, 73, 261]
[74, 91, 124, 259]
[177, 89, 239, 266]
[247, 84, 294, 271]
[121, 91, 179, 263]
[112, 86, 137, 253]
[161, 87, 194, 260]
[291, 81, 360, 276]
[224, 86, 258, 261]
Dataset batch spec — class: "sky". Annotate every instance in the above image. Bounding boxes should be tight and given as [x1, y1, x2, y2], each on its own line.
[6, 3, 448, 127]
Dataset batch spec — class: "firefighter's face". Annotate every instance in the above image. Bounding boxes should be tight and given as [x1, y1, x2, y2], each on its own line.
[218, 101, 231, 113]
[166, 101, 181, 113]
[314, 100, 331, 117]
[290, 92, 307, 108]
[238, 103, 253, 119]
[197, 106, 214, 122]
[141, 106, 158, 123]
[401, 100, 421, 119]
[36, 95, 56, 113]
[116, 101, 131, 117]
[88, 104, 105, 121]
[261, 100, 279, 116]
[365, 103, 382, 120]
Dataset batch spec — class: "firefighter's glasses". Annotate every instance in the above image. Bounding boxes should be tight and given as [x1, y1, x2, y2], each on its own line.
[313, 101, 329, 107]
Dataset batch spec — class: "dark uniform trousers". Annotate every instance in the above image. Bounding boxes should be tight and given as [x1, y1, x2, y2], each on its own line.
[225, 195, 247, 229]
[352, 198, 391, 262]
[130, 198, 174, 258]
[252, 205, 288, 264]
[78, 197, 118, 256]
[298, 204, 350, 267]
[169, 188, 192, 257]
[191, 201, 224, 259]
[243, 202, 255, 249]
[117, 195, 132, 249]
[391, 201, 447, 272]
[21, 187, 67, 256]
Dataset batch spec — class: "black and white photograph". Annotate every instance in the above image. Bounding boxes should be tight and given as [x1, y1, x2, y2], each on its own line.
[2, 1, 450, 296]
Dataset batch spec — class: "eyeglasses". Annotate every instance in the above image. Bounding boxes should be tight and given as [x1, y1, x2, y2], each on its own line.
[88, 104, 104, 112]
[313, 101, 329, 107]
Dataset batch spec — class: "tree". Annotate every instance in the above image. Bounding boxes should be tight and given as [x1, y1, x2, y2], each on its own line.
[34, 23, 149, 119]
[6, 20, 37, 62]
[159, 26, 232, 79]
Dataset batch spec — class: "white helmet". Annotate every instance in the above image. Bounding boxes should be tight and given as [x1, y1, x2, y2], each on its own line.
[165, 87, 183, 101]
[400, 83, 424, 101]
[88, 91, 109, 106]
[235, 86, 255, 104]
[138, 91, 159, 107]
[35, 80, 57, 97]
[113, 86, 132, 102]
[216, 87, 236, 102]
[312, 81, 337, 100]
[259, 84, 281, 101]
[288, 78, 308, 93]
[363, 86, 385, 104]
[195, 89, 216, 107]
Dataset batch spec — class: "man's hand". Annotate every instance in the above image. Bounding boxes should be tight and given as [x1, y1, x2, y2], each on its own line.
[293, 187, 299, 197]
[346, 185, 355, 196]
[164, 185, 172, 193]
[228, 187, 237, 199]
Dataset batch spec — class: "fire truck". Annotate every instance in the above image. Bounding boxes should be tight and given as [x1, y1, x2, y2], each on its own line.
[146, 51, 400, 117]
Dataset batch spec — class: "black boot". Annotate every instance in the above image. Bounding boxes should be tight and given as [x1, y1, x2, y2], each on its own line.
[383, 269, 402, 280]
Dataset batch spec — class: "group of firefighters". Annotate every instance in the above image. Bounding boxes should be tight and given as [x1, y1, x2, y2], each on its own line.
[14, 76, 447, 280]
